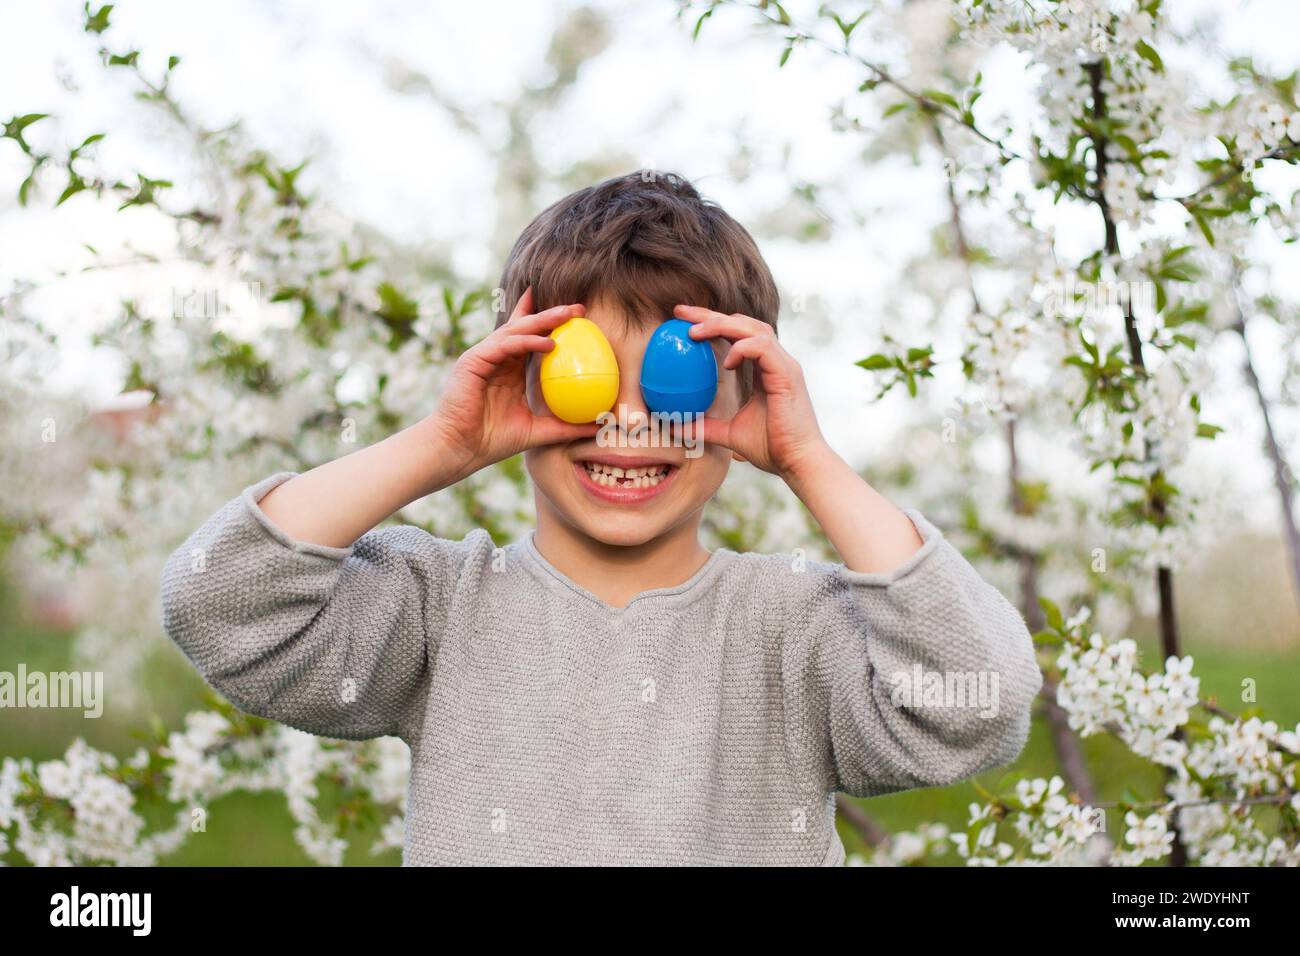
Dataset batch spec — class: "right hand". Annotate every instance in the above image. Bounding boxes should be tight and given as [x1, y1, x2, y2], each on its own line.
[429, 286, 599, 477]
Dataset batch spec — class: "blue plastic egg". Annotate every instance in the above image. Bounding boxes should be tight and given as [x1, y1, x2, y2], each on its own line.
[639, 318, 718, 416]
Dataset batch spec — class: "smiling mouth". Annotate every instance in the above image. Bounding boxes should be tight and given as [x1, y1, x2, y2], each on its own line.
[581, 460, 672, 487]
[573, 458, 679, 501]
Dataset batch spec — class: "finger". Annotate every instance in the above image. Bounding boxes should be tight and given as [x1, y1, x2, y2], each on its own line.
[678, 308, 773, 344]
[477, 333, 557, 364]
[725, 339, 802, 404]
[673, 303, 733, 323]
[720, 335, 795, 377]
[508, 286, 534, 322]
[692, 413, 762, 470]
[527, 416, 601, 448]
[506, 302, 587, 336]
[685, 414, 733, 451]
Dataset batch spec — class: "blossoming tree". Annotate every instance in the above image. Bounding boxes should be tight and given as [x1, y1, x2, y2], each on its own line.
[1, 0, 1297, 865]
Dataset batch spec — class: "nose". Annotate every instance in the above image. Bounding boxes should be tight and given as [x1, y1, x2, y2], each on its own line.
[608, 347, 655, 442]
[616, 350, 648, 410]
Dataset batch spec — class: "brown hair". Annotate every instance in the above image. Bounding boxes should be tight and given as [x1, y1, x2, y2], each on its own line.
[495, 172, 780, 356]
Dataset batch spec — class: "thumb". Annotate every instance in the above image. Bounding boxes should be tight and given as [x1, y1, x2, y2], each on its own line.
[691, 415, 733, 453]
[527, 416, 601, 449]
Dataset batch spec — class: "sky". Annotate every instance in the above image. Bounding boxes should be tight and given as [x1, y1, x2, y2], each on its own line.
[1, 0, 1298, 529]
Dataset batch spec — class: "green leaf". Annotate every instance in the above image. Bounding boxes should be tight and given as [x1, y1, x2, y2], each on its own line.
[1038, 596, 1064, 631]
[1135, 40, 1164, 73]
[56, 176, 86, 206]
[1196, 422, 1223, 439]
[692, 9, 712, 40]
[84, 2, 113, 35]
[116, 173, 172, 210]
[8, 112, 50, 134]
[922, 89, 961, 111]
[377, 282, 418, 320]
[830, 11, 866, 41]
[855, 353, 893, 370]
[18, 170, 36, 206]
[69, 132, 106, 161]
[3, 113, 50, 155]
[1190, 207, 1215, 246]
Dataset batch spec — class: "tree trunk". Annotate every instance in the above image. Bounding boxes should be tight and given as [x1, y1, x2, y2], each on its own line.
[1232, 306, 1300, 613]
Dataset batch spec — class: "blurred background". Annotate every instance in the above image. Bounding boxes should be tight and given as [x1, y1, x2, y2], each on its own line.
[1, 0, 1298, 864]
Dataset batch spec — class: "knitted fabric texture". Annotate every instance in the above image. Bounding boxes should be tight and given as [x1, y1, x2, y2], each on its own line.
[161, 471, 1043, 865]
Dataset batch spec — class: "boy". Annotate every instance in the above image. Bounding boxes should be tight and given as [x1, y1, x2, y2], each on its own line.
[161, 171, 1042, 866]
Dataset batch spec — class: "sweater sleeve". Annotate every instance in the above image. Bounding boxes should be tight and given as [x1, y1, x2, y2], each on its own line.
[159, 472, 491, 742]
[778, 509, 1043, 799]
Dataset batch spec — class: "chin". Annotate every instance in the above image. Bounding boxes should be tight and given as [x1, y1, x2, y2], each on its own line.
[557, 481, 688, 549]
[571, 515, 670, 548]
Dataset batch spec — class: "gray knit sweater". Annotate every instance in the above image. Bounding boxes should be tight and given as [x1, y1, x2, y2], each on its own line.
[160, 471, 1042, 866]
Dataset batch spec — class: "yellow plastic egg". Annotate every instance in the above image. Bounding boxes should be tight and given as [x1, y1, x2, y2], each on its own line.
[539, 317, 620, 423]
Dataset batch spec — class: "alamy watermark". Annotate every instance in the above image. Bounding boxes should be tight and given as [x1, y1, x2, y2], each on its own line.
[889, 665, 1000, 719]
[170, 280, 264, 321]
[0, 664, 104, 718]
[1038, 273, 1155, 321]
[595, 403, 705, 458]
[49, 886, 150, 936]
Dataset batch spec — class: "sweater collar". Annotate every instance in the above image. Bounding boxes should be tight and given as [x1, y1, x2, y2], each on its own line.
[516, 530, 735, 613]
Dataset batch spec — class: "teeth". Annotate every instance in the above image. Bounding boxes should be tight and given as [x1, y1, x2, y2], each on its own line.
[582, 462, 670, 488]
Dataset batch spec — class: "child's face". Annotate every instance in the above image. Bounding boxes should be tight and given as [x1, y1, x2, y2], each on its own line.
[523, 297, 744, 548]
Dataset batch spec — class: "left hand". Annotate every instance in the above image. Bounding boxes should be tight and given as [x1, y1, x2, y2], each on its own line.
[676, 304, 830, 480]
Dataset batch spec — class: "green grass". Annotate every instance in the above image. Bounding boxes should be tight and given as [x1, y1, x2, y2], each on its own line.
[158, 792, 400, 866]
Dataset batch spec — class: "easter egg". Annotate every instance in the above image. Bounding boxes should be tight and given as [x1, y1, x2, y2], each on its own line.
[639, 318, 718, 416]
[539, 317, 620, 423]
